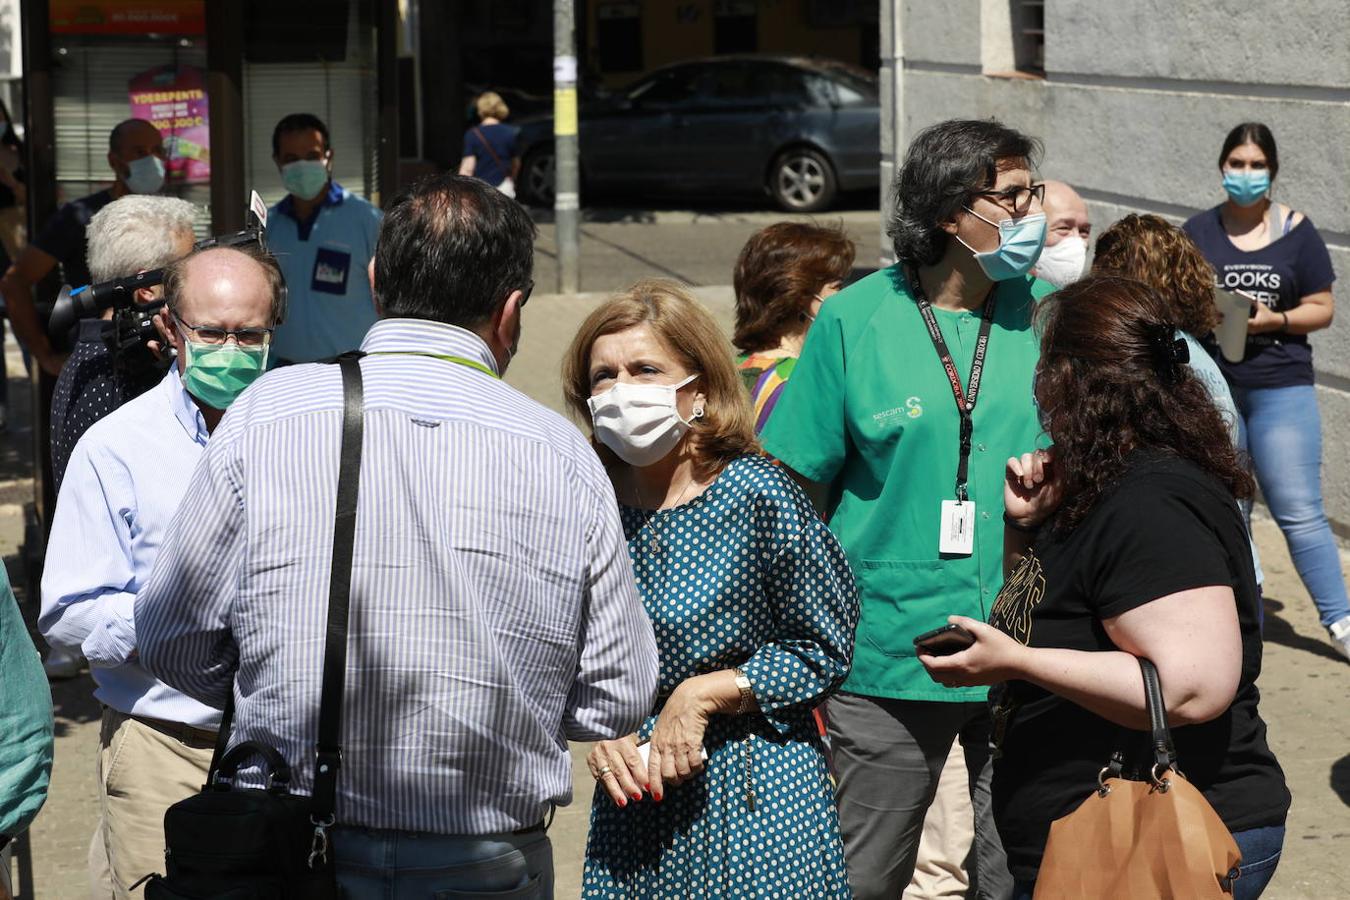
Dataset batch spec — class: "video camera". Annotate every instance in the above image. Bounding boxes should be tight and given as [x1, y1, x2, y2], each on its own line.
[49, 216, 270, 346]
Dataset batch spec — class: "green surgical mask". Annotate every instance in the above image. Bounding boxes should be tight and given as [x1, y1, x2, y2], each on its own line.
[180, 339, 268, 410]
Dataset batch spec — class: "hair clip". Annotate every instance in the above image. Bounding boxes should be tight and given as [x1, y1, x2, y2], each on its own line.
[1146, 323, 1189, 383]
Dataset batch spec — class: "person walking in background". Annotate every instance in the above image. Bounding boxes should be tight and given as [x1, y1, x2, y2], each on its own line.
[136, 175, 657, 896]
[0, 566, 54, 900]
[1031, 180, 1091, 289]
[266, 112, 383, 365]
[761, 118, 1054, 899]
[921, 275, 1290, 900]
[459, 91, 521, 199]
[564, 280, 858, 898]
[0, 97, 27, 432]
[1182, 122, 1348, 660]
[732, 221, 855, 433]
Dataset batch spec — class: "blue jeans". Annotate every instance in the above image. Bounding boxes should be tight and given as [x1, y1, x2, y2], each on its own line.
[332, 825, 552, 899]
[1010, 824, 1285, 899]
[1233, 384, 1350, 628]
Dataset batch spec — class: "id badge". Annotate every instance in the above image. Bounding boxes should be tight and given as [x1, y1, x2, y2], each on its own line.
[312, 246, 352, 295]
[939, 500, 975, 556]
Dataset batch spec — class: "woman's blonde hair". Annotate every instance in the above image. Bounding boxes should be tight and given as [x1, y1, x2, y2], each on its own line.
[563, 279, 761, 478]
[475, 91, 510, 121]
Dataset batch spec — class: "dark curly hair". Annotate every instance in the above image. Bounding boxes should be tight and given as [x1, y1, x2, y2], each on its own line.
[1035, 274, 1254, 530]
[887, 119, 1042, 267]
[733, 222, 856, 354]
[1092, 214, 1220, 337]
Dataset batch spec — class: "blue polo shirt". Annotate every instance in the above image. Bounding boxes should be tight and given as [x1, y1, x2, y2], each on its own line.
[267, 181, 383, 363]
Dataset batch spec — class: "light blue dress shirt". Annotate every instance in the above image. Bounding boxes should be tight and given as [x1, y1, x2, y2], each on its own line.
[136, 319, 659, 835]
[40, 368, 220, 728]
[267, 181, 383, 364]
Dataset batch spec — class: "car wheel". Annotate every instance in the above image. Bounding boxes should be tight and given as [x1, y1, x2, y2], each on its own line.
[770, 147, 837, 213]
[521, 147, 556, 206]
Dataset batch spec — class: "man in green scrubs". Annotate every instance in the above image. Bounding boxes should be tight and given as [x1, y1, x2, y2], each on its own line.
[762, 118, 1053, 900]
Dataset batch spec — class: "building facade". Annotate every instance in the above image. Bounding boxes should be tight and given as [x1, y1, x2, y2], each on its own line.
[879, 0, 1350, 534]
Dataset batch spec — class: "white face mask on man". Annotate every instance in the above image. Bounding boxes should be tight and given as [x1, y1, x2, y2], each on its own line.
[588, 374, 700, 468]
[1034, 235, 1088, 289]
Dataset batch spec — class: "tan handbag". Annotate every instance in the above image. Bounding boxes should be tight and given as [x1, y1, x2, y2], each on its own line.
[1034, 659, 1242, 899]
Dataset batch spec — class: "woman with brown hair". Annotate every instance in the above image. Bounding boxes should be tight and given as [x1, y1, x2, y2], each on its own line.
[732, 222, 854, 432]
[563, 279, 858, 898]
[918, 275, 1290, 899]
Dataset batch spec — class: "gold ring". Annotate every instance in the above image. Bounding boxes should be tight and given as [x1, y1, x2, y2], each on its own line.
[596, 765, 613, 780]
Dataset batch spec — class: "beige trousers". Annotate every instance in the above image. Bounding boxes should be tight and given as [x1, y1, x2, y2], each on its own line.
[89, 707, 215, 899]
[904, 741, 974, 899]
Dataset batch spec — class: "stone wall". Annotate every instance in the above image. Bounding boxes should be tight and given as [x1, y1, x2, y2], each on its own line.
[880, 0, 1350, 534]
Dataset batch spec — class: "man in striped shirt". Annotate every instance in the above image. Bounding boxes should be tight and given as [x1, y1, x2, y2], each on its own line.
[136, 175, 659, 896]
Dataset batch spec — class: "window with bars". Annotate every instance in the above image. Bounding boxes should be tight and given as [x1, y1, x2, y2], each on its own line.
[1017, 0, 1045, 75]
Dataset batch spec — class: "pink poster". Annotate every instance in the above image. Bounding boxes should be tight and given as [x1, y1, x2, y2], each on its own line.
[128, 63, 210, 184]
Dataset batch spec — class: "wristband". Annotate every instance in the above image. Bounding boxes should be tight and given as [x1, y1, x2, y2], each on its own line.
[1280, 311, 1289, 331]
[1003, 511, 1040, 533]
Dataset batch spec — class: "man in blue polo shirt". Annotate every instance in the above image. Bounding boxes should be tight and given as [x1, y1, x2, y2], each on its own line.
[266, 113, 383, 364]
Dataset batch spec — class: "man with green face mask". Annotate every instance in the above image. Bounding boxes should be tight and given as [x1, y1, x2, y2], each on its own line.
[266, 112, 382, 366]
[40, 243, 283, 897]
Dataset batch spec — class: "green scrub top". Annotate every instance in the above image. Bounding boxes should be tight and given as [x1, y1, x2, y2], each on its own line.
[761, 265, 1054, 702]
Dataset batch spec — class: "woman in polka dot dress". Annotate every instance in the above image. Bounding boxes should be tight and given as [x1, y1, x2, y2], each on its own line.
[563, 280, 859, 898]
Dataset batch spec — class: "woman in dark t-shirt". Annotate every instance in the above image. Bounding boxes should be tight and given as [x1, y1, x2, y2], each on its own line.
[919, 276, 1289, 900]
[1182, 122, 1349, 659]
[458, 91, 521, 198]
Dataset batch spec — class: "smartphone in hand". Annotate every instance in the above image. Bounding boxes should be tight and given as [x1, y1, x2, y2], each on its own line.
[913, 623, 975, 656]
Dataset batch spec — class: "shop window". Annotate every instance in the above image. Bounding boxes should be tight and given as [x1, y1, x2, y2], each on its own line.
[714, 0, 756, 55]
[242, 0, 380, 206]
[596, 1, 641, 74]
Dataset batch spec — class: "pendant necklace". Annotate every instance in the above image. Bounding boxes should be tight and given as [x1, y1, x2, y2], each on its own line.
[635, 476, 697, 554]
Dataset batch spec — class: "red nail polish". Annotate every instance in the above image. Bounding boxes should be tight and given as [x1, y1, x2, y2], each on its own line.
[654, 793, 663, 803]
[618, 797, 627, 808]
[631, 791, 641, 801]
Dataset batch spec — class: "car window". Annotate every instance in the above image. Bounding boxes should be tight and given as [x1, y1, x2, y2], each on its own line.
[754, 65, 811, 105]
[702, 63, 759, 106]
[629, 68, 700, 108]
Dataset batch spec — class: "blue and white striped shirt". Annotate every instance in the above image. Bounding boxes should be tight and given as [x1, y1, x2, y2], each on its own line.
[135, 319, 659, 834]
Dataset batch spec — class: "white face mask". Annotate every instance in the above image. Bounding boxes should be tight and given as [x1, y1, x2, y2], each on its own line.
[1034, 235, 1088, 289]
[588, 374, 699, 468]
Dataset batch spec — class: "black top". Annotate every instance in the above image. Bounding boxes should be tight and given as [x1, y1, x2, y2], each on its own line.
[31, 189, 116, 289]
[462, 123, 519, 187]
[988, 452, 1289, 882]
[1182, 206, 1336, 389]
[50, 318, 165, 491]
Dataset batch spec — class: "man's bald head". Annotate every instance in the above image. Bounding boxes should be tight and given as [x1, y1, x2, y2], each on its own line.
[1042, 180, 1091, 246]
[164, 244, 286, 328]
[109, 118, 161, 155]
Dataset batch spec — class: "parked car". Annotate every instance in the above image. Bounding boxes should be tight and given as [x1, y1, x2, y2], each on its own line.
[515, 55, 879, 212]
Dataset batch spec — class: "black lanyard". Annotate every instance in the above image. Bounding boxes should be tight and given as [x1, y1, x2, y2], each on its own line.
[909, 269, 997, 502]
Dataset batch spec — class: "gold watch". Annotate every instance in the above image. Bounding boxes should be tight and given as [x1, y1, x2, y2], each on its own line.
[733, 668, 754, 716]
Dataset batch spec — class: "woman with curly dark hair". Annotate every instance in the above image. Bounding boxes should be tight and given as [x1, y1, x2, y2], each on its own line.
[732, 221, 855, 432]
[918, 275, 1290, 899]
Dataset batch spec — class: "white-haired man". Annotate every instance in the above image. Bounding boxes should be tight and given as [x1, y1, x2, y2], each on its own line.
[41, 244, 284, 899]
[1032, 180, 1092, 289]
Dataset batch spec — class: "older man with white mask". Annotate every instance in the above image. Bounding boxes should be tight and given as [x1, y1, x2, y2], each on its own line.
[1033, 180, 1092, 289]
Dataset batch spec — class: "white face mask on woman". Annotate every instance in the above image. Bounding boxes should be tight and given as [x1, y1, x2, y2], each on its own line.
[588, 374, 700, 467]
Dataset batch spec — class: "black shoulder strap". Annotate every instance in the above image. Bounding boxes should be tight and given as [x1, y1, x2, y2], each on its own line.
[201, 354, 364, 802]
[310, 353, 365, 823]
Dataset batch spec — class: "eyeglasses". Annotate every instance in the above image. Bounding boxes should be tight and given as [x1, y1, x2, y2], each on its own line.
[518, 281, 534, 308]
[972, 182, 1046, 212]
[175, 316, 274, 348]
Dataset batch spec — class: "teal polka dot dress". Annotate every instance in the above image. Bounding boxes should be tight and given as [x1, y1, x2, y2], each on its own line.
[582, 456, 859, 898]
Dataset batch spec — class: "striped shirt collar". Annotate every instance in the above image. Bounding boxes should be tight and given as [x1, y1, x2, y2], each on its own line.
[360, 317, 501, 376]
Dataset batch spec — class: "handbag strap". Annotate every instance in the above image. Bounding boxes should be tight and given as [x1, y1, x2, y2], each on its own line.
[310, 353, 365, 824]
[474, 126, 508, 174]
[1137, 657, 1177, 781]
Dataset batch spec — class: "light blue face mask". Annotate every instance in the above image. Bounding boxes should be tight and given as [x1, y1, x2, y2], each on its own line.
[281, 158, 330, 201]
[124, 155, 165, 194]
[1223, 170, 1270, 207]
[958, 208, 1047, 281]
